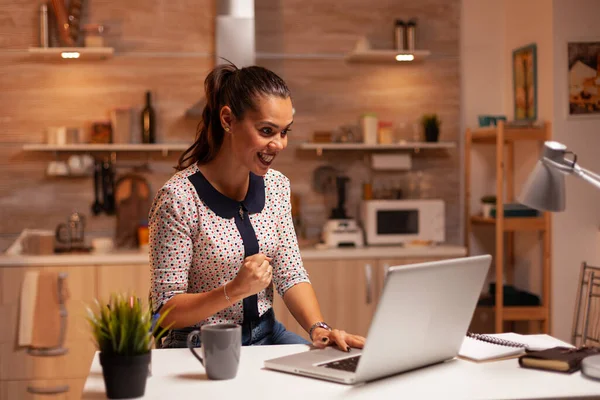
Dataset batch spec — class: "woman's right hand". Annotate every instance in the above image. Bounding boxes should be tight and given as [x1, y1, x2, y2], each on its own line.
[229, 254, 273, 298]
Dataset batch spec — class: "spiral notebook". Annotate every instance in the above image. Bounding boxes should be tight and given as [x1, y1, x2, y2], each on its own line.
[459, 332, 575, 362]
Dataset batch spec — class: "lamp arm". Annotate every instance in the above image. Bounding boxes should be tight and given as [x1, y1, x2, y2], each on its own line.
[578, 165, 600, 183]
[573, 164, 600, 191]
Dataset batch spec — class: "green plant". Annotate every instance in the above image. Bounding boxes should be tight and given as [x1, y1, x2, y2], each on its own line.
[86, 293, 172, 357]
[481, 195, 497, 204]
[421, 114, 441, 130]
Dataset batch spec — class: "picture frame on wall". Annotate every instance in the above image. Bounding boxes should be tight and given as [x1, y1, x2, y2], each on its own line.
[513, 43, 537, 121]
[568, 41, 600, 118]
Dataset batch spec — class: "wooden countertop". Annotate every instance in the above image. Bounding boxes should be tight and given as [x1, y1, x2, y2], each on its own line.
[0, 244, 466, 267]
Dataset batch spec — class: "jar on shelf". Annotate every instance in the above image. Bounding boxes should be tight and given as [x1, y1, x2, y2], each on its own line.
[377, 121, 394, 144]
[360, 113, 378, 145]
[83, 24, 108, 47]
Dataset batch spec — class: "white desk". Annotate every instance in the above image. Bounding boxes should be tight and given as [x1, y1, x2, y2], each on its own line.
[82, 344, 600, 399]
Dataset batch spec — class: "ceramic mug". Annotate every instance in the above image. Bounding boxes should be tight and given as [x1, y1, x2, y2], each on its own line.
[187, 323, 241, 380]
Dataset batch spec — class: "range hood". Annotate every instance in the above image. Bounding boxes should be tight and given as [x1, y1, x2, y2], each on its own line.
[185, 0, 255, 119]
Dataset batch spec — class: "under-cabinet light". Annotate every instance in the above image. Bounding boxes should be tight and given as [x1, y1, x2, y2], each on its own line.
[395, 54, 415, 62]
[61, 51, 80, 59]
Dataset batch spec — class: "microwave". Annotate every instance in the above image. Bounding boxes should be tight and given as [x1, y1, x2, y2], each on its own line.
[360, 199, 445, 245]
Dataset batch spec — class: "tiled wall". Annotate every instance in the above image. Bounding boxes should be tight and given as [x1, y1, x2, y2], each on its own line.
[0, 0, 461, 251]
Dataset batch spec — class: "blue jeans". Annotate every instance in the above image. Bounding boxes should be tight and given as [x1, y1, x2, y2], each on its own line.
[161, 308, 310, 348]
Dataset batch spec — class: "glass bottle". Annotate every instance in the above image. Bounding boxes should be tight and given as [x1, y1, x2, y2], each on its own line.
[141, 91, 155, 144]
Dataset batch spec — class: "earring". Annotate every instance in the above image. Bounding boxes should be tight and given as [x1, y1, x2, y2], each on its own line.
[223, 126, 230, 132]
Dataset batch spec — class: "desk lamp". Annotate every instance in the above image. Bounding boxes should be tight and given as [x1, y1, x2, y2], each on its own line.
[518, 141, 600, 212]
[518, 140, 600, 380]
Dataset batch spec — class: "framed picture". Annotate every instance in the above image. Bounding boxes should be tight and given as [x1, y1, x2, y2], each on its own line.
[513, 43, 537, 121]
[568, 41, 600, 117]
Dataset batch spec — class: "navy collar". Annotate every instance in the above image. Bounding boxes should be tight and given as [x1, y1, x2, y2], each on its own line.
[188, 168, 265, 219]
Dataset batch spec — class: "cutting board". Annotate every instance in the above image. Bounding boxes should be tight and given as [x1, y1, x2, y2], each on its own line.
[114, 174, 152, 248]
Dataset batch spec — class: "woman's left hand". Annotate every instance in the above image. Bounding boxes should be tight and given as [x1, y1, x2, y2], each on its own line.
[311, 327, 365, 352]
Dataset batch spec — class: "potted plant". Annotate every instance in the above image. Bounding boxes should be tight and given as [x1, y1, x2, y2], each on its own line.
[86, 293, 171, 399]
[481, 195, 497, 218]
[421, 114, 441, 142]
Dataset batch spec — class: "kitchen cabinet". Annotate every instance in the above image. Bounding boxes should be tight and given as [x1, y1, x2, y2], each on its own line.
[96, 263, 151, 305]
[0, 265, 96, 398]
[273, 259, 379, 339]
[0, 340, 95, 381]
[273, 255, 464, 341]
[1, 378, 84, 400]
[0, 265, 96, 344]
[0, 263, 150, 399]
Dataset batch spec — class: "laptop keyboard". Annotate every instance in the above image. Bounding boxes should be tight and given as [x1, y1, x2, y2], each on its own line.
[321, 355, 361, 372]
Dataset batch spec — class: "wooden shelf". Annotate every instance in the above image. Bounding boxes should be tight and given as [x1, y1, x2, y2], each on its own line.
[300, 141, 456, 152]
[477, 306, 549, 321]
[22, 143, 189, 156]
[27, 47, 114, 61]
[465, 121, 552, 334]
[470, 126, 548, 143]
[345, 49, 431, 63]
[470, 216, 547, 231]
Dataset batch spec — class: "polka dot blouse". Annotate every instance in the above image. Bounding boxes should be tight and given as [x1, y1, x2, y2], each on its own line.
[149, 162, 310, 327]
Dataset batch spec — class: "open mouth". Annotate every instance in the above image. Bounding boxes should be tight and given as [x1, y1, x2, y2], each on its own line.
[257, 152, 276, 166]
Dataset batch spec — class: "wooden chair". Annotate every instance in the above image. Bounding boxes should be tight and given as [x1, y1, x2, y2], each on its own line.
[572, 262, 600, 347]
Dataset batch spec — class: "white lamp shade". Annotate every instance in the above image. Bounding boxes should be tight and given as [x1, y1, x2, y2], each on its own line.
[518, 160, 566, 212]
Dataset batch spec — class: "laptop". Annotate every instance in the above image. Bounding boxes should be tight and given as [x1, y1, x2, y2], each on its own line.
[264, 254, 492, 384]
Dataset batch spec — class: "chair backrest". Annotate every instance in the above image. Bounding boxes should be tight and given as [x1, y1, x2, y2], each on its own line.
[572, 262, 600, 347]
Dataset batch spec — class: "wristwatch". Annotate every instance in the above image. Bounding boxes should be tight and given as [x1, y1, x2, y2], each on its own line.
[309, 321, 332, 341]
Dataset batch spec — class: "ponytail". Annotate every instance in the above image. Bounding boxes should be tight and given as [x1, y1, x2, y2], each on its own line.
[176, 62, 291, 171]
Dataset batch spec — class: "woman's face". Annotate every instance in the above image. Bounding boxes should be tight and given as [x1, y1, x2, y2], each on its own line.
[225, 95, 293, 176]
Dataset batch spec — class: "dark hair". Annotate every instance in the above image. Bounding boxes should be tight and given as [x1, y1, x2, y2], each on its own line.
[176, 63, 291, 171]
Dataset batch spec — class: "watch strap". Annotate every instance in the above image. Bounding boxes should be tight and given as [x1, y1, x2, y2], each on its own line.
[309, 321, 332, 341]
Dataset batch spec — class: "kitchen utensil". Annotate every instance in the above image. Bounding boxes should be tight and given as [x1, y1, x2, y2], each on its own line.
[101, 158, 116, 215]
[67, 0, 83, 44]
[91, 160, 103, 215]
[55, 212, 86, 250]
[50, 0, 75, 46]
[319, 175, 364, 248]
[46, 161, 69, 177]
[330, 176, 350, 219]
[311, 165, 337, 194]
[67, 154, 93, 176]
[321, 219, 364, 248]
[114, 174, 152, 248]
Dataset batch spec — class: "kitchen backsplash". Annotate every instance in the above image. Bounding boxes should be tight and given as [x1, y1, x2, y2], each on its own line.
[0, 0, 460, 251]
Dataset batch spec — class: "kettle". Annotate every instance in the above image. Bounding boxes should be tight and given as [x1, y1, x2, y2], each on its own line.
[56, 212, 86, 249]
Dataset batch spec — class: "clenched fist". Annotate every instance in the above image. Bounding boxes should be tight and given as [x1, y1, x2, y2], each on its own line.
[229, 253, 272, 298]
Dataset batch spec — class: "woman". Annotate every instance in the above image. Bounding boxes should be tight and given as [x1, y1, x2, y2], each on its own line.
[149, 63, 365, 351]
